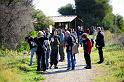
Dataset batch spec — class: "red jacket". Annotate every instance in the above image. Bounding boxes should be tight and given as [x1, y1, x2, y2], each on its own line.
[82, 38, 92, 54]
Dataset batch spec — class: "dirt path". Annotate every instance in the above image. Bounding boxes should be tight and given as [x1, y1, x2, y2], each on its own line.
[43, 52, 96, 82]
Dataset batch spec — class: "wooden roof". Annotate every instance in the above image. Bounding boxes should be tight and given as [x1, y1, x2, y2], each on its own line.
[49, 15, 77, 23]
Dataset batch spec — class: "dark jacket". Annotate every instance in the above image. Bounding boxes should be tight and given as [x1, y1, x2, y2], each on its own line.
[50, 35, 60, 50]
[65, 35, 74, 52]
[27, 37, 37, 49]
[34, 37, 48, 52]
[95, 31, 105, 47]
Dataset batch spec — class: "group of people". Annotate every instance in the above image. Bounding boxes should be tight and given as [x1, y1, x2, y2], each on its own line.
[25, 27, 105, 72]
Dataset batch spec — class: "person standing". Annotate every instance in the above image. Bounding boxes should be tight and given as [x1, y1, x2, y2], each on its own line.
[58, 29, 65, 62]
[34, 31, 47, 72]
[71, 29, 79, 64]
[65, 31, 75, 70]
[82, 33, 92, 69]
[44, 29, 51, 69]
[50, 30, 60, 69]
[25, 36, 37, 66]
[95, 27, 105, 64]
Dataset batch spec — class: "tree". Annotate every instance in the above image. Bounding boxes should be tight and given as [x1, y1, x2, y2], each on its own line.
[58, 3, 75, 15]
[32, 9, 54, 31]
[116, 15, 124, 31]
[0, 0, 34, 49]
[113, 14, 124, 32]
[75, 0, 113, 28]
[75, 0, 96, 27]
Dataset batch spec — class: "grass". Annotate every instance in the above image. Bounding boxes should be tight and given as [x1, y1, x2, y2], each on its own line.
[0, 49, 44, 82]
[0, 30, 124, 82]
[90, 31, 124, 82]
[90, 44, 124, 82]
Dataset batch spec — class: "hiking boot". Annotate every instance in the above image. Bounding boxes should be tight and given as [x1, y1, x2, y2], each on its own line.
[54, 66, 58, 69]
[97, 61, 103, 64]
[71, 68, 75, 70]
[84, 66, 91, 69]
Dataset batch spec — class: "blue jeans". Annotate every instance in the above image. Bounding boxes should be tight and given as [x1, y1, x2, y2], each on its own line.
[45, 49, 50, 69]
[67, 51, 75, 69]
[29, 47, 37, 66]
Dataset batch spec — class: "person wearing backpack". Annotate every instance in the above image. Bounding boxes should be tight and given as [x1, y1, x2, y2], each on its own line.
[82, 33, 92, 69]
[34, 31, 48, 72]
[25, 36, 37, 66]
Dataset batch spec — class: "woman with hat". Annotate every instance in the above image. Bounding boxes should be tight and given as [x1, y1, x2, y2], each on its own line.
[34, 31, 48, 72]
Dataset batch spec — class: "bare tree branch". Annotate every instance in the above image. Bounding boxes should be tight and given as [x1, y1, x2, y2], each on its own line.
[7, 0, 14, 6]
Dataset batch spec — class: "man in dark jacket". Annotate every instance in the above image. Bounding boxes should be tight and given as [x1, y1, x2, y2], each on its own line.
[95, 27, 105, 64]
[50, 30, 60, 69]
[65, 31, 75, 70]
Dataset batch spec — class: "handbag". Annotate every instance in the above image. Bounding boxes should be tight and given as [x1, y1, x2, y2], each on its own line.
[72, 43, 79, 54]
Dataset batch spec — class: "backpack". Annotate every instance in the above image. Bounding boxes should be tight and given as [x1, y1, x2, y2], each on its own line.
[71, 35, 79, 54]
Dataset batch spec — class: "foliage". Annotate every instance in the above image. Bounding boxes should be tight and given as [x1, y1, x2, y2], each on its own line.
[29, 31, 38, 38]
[58, 3, 75, 15]
[32, 9, 54, 31]
[0, 0, 34, 49]
[113, 15, 124, 32]
[75, 0, 113, 27]
[17, 42, 29, 52]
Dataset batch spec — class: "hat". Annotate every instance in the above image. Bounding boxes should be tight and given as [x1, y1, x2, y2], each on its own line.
[37, 31, 44, 38]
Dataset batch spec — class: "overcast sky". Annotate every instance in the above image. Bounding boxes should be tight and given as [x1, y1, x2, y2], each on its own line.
[33, 0, 124, 18]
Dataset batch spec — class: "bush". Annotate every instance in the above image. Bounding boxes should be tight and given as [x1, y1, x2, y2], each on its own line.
[29, 31, 38, 38]
[17, 42, 29, 52]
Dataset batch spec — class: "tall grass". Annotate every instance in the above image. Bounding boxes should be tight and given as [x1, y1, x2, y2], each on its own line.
[0, 49, 44, 82]
[0, 59, 21, 82]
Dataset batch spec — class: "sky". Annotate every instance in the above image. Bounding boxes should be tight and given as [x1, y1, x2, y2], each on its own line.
[33, 0, 124, 18]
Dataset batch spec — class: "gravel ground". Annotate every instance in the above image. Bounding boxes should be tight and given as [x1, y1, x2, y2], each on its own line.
[42, 53, 96, 82]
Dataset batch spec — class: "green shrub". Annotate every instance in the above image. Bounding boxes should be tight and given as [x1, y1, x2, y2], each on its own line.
[29, 31, 38, 38]
[17, 42, 29, 52]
